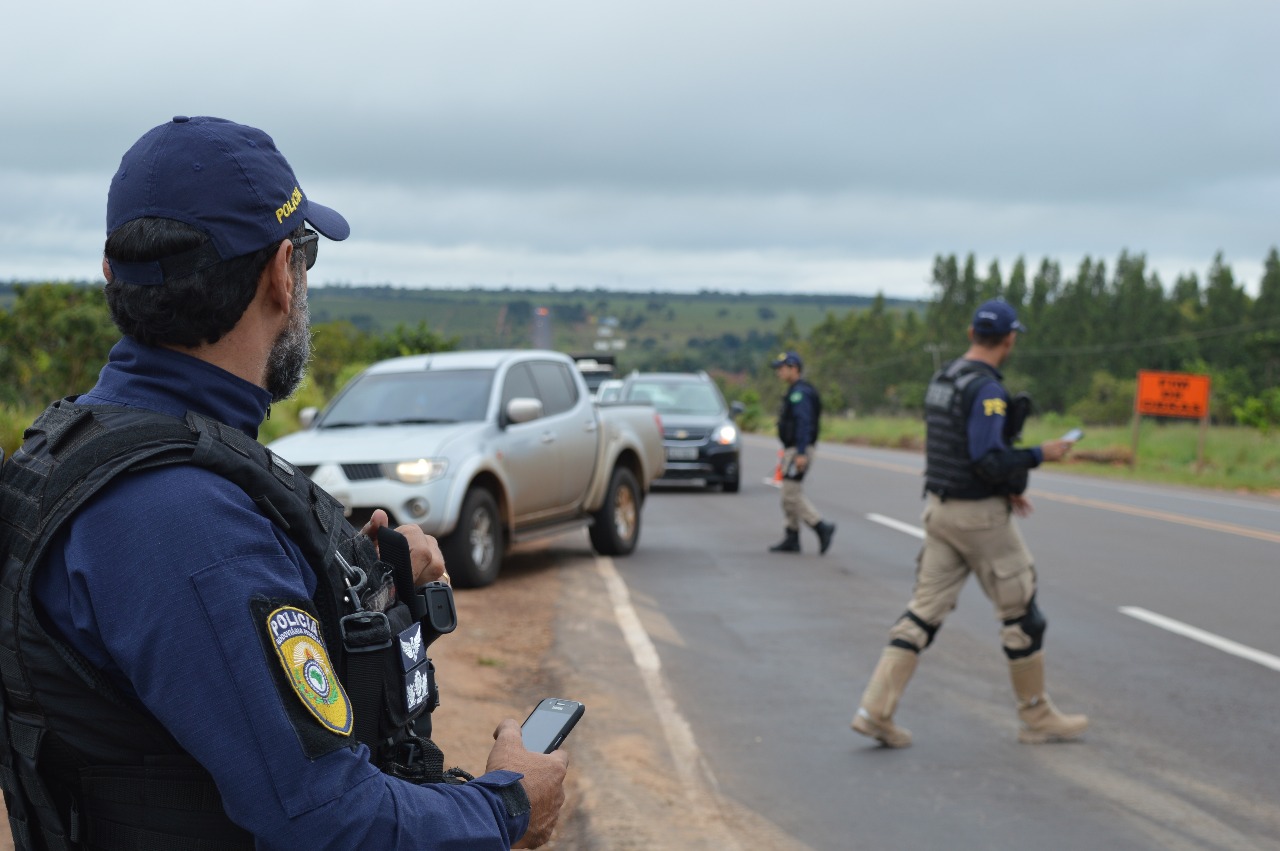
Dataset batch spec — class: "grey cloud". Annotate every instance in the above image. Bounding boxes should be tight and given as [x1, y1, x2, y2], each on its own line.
[2, 0, 1277, 297]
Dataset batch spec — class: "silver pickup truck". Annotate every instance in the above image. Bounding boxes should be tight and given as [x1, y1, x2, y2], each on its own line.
[268, 349, 666, 587]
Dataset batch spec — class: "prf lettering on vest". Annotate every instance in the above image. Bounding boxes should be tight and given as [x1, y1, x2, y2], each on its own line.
[983, 398, 1007, 417]
[276, 186, 303, 223]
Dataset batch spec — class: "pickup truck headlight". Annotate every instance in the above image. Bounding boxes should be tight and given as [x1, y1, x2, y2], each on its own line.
[714, 423, 738, 445]
[381, 458, 448, 484]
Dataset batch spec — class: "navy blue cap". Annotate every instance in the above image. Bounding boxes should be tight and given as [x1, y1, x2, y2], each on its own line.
[771, 350, 803, 369]
[106, 116, 349, 285]
[972, 299, 1027, 335]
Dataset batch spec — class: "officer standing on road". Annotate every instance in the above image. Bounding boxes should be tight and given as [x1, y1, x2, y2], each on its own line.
[0, 116, 566, 849]
[850, 300, 1087, 748]
[768, 351, 836, 555]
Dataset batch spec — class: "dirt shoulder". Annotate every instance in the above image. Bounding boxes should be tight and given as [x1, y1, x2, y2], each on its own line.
[432, 536, 802, 850]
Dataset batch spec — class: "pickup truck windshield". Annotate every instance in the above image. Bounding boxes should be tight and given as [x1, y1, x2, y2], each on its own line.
[321, 368, 496, 427]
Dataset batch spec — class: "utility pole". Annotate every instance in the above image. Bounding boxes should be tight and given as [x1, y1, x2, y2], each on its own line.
[924, 343, 944, 371]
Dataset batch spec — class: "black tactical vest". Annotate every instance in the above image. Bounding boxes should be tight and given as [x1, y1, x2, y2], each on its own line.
[777, 379, 821, 448]
[922, 360, 1001, 500]
[0, 401, 450, 850]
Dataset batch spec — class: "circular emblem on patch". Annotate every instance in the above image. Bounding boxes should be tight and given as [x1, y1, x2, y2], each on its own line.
[267, 606, 352, 736]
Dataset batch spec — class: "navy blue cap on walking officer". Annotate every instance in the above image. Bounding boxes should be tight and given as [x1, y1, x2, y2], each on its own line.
[971, 299, 1027, 336]
[771, 350, 803, 369]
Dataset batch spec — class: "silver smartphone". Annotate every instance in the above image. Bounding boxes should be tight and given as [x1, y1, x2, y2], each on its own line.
[521, 698, 585, 754]
[1061, 428, 1084, 442]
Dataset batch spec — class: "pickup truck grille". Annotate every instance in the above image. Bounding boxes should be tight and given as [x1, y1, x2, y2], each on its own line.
[341, 463, 384, 481]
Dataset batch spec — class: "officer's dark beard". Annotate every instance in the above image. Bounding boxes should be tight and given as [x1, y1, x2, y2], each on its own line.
[265, 273, 311, 402]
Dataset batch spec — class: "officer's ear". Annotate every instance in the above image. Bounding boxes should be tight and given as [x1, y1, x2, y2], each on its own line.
[263, 239, 295, 317]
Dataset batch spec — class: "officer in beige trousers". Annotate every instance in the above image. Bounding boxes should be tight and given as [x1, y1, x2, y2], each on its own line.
[852, 300, 1087, 747]
[768, 351, 836, 555]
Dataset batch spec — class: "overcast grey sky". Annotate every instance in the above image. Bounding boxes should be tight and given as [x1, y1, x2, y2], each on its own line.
[3, 0, 1277, 298]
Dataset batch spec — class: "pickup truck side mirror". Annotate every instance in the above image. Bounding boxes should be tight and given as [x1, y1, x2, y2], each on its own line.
[729, 401, 745, 418]
[299, 407, 319, 429]
[505, 397, 544, 427]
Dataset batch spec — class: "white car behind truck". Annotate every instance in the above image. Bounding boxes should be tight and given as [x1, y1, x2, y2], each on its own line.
[268, 350, 666, 587]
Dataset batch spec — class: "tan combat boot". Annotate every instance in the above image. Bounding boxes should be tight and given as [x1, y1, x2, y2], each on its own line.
[851, 646, 918, 748]
[1008, 651, 1088, 744]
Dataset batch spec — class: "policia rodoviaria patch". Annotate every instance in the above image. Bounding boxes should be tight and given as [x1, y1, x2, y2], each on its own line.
[253, 598, 352, 757]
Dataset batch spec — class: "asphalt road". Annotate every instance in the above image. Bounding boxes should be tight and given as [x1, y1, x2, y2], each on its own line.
[596, 435, 1280, 850]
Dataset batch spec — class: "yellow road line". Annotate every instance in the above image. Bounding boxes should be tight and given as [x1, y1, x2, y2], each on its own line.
[1036, 492, 1280, 545]
[822, 451, 1280, 545]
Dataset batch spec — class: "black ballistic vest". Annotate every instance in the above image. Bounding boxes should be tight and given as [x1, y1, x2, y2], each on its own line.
[777, 379, 821, 448]
[922, 360, 1001, 500]
[0, 401, 443, 850]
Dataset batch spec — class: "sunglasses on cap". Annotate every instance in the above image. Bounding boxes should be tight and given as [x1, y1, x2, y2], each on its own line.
[290, 228, 319, 270]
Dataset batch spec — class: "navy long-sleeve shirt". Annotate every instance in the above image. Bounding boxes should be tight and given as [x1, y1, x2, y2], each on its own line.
[33, 337, 529, 849]
[966, 373, 1044, 467]
[779, 379, 820, 455]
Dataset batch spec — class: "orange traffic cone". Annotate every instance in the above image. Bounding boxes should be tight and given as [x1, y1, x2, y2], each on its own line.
[773, 450, 784, 484]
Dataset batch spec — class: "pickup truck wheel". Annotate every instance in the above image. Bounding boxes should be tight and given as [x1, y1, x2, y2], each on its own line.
[442, 488, 504, 588]
[589, 466, 641, 556]
[722, 473, 741, 493]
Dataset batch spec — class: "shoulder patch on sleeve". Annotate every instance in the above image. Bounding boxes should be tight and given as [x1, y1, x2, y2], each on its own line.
[252, 597, 353, 757]
[789, 391, 803, 403]
[982, 397, 1007, 417]
[266, 605, 352, 736]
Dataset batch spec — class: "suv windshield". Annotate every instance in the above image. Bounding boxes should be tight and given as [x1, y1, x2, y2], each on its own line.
[625, 379, 724, 416]
[320, 369, 495, 427]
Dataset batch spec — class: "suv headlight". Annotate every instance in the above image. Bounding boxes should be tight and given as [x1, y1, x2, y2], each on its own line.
[381, 458, 448, 484]
[714, 423, 738, 445]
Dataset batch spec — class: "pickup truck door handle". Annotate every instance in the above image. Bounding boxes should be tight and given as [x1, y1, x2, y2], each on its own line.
[540, 432, 556, 444]
[583, 421, 598, 433]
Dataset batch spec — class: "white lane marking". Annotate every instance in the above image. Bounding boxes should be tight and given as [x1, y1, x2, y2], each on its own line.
[595, 556, 740, 848]
[867, 513, 924, 539]
[1120, 606, 1280, 672]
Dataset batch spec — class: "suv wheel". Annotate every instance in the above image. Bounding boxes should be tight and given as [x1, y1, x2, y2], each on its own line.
[442, 488, 504, 587]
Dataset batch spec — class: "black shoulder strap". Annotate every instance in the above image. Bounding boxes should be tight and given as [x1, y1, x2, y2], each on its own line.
[947, 363, 996, 420]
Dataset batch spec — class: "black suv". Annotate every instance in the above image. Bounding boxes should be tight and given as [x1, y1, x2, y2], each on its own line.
[619, 371, 743, 492]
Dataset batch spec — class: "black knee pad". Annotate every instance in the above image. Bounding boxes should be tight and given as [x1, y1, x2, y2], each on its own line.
[889, 609, 939, 654]
[1001, 596, 1046, 659]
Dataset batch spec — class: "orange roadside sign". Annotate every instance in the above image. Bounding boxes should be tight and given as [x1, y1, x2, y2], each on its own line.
[1135, 370, 1211, 419]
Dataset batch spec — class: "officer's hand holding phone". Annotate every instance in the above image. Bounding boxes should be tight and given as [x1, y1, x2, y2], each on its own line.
[486, 718, 570, 849]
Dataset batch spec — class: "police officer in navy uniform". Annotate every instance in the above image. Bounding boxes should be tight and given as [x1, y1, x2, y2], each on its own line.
[850, 300, 1085, 748]
[768, 351, 836, 554]
[0, 117, 566, 849]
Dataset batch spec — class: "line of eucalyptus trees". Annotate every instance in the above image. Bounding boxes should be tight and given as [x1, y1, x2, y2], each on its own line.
[788, 249, 1280, 426]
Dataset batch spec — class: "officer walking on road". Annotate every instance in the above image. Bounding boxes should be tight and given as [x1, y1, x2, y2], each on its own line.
[768, 351, 836, 555]
[0, 116, 566, 849]
[850, 300, 1087, 748]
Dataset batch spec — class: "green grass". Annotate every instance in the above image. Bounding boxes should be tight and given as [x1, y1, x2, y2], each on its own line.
[806, 415, 1280, 496]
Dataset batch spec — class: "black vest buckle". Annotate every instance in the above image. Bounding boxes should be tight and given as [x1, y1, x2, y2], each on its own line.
[339, 610, 393, 653]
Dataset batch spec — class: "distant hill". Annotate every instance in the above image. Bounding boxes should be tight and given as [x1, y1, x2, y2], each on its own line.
[0, 281, 926, 374]
[307, 284, 924, 356]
